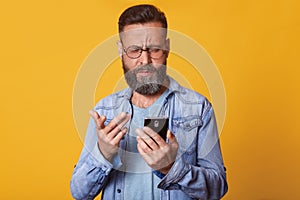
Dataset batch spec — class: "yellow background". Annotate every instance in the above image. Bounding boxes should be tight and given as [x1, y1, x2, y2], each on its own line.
[1, 0, 300, 199]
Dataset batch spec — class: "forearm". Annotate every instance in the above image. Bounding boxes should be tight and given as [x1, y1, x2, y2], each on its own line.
[70, 146, 114, 200]
[158, 156, 227, 200]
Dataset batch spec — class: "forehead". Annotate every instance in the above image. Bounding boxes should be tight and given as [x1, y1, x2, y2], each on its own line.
[120, 22, 166, 46]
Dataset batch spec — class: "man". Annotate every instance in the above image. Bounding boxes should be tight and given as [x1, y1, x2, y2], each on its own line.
[71, 4, 228, 200]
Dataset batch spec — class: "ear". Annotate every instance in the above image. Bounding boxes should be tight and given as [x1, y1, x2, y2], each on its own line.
[117, 41, 123, 59]
[165, 38, 170, 58]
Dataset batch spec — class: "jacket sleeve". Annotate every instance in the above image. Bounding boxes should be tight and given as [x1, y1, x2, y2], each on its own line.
[158, 107, 228, 200]
[70, 118, 122, 200]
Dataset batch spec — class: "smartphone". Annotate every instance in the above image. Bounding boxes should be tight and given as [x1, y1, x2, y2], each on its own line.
[144, 117, 169, 140]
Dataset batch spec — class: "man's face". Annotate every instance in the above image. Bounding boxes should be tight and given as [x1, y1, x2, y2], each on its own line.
[119, 22, 169, 95]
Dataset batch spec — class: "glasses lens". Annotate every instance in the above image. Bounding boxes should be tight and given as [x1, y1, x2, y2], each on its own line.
[125, 46, 165, 59]
[149, 48, 164, 59]
[126, 46, 141, 59]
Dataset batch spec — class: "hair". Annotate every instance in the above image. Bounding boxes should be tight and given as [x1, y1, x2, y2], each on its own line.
[118, 4, 168, 33]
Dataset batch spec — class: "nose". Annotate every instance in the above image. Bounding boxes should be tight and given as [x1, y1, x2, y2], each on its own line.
[139, 49, 151, 65]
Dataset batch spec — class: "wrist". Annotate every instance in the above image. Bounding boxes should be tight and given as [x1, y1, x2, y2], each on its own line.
[97, 142, 114, 163]
[158, 162, 174, 175]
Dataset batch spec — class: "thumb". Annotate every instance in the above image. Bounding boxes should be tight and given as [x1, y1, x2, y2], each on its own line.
[89, 110, 99, 120]
[167, 130, 177, 143]
[89, 110, 106, 129]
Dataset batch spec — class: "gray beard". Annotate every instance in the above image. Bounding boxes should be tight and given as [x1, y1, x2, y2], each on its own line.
[122, 61, 167, 95]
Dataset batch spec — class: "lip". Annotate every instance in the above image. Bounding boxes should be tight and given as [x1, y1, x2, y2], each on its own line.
[137, 70, 154, 76]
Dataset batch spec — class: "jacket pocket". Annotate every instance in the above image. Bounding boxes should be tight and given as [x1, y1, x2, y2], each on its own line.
[171, 115, 202, 163]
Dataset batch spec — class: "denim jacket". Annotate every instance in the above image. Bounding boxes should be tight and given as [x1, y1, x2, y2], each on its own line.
[70, 77, 228, 200]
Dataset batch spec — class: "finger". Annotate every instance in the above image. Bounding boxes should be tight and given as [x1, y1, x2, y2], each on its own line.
[98, 115, 106, 129]
[105, 113, 130, 138]
[167, 130, 177, 144]
[136, 129, 159, 151]
[137, 143, 160, 170]
[137, 142, 146, 154]
[137, 141, 152, 157]
[89, 110, 99, 121]
[136, 135, 153, 153]
[105, 112, 130, 133]
[105, 121, 122, 139]
[89, 110, 106, 129]
[116, 112, 131, 129]
[112, 127, 128, 145]
[143, 126, 166, 147]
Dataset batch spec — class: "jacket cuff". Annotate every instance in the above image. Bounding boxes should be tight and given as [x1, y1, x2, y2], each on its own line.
[158, 157, 191, 190]
[153, 170, 166, 179]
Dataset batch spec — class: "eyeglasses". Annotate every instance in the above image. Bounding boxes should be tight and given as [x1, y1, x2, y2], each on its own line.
[123, 45, 166, 59]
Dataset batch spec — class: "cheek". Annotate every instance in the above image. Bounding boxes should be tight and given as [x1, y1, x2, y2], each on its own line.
[122, 56, 139, 69]
[152, 53, 168, 65]
[152, 58, 167, 67]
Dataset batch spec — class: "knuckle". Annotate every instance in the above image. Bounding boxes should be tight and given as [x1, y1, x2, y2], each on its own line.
[98, 129, 106, 136]
[148, 160, 155, 166]
[147, 139, 155, 146]
[140, 142, 147, 149]
[116, 125, 122, 132]
[172, 142, 179, 149]
[121, 127, 128, 133]
[161, 146, 169, 154]
[119, 112, 126, 118]
[107, 123, 115, 129]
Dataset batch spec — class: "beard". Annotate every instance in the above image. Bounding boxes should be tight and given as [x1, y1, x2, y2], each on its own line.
[122, 61, 168, 95]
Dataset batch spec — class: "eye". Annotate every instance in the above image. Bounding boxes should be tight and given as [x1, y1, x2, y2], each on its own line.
[149, 47, 161, 53]
[126, 46, 141, 53]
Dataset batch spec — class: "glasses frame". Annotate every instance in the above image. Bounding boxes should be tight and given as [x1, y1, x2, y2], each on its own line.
[122, 43, 167, 60]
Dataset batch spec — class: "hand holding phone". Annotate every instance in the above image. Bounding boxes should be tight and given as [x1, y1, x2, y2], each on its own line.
[144, 117, 169, 140]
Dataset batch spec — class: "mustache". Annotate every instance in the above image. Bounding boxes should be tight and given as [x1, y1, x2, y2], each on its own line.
[133, 64, 156, 73]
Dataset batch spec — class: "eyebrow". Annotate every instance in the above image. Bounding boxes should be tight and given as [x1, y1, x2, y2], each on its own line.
[147, 44, 162, 48]
[121, 40, 164, 49]
[126, 44, 163, 48]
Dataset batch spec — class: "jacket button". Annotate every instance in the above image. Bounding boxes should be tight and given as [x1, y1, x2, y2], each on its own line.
[117, 189, 121, 193]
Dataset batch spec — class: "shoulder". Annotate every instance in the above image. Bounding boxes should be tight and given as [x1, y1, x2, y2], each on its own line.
[176, 86, 209, 104]
[168, 77, 212, 116]
[94, 87, 132, 110]
[169, 77, 210, 105]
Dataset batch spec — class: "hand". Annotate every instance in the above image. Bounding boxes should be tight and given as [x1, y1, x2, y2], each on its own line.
[136, 127, 178, 174]
[89, 110, 131, 162]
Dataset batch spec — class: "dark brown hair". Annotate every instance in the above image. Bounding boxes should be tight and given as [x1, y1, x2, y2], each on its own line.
[118, 4, 168, 33]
